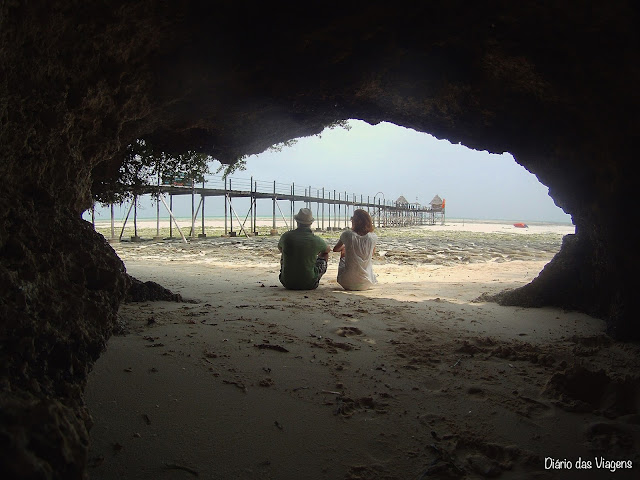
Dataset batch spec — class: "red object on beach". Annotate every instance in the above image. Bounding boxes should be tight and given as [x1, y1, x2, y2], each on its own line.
[513, 222, 528, 228]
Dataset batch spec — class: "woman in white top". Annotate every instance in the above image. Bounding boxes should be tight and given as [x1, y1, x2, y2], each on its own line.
[333, 209, 378, 290]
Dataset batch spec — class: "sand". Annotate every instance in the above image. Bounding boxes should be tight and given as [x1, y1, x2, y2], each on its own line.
[84, 222, 640, 479]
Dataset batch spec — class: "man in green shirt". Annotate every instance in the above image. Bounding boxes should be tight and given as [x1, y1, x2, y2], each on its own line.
[278, 208, 331, 290]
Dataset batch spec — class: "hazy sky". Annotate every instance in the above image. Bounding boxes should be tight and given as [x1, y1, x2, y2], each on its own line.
[87, 120, 572, 224]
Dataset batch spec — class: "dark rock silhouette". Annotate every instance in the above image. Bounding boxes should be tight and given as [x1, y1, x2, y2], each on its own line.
[125, 275, 184, 303]
[1, 2, 637, 477]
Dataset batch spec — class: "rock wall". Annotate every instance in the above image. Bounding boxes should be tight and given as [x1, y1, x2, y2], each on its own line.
[0, 198, 128, 478]
[1, 1, 637, 477]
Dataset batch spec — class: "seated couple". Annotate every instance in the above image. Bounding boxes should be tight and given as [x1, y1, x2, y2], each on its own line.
[278, 208, 377, 291]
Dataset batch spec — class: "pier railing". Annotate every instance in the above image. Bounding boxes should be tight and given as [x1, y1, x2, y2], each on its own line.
[95, 174, 445, 242]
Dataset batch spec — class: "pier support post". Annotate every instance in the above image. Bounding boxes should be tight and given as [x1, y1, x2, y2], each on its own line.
[337, 192, 341, 230]
[190, 179, 196, 239]
[328, 192, 332, 230]
[253, 180, 258, 235]
[228, 179, 234, 236]
[270, 180, 278, 235]
[333, 190, 337, 230]
[322, 187, 325, 231]
[315, 189, 321, 231]
[169, 194, 173, 238]
[248, 176, 254, 236]
[199, 180, 207, 238]
[343, 192, 347, 228]
[224, 178, 228, 235]
[131, 195, 141, 242]
[109, 203, 117, 242]
[153, 194, 162, 240]
[154, 174, 162, 240]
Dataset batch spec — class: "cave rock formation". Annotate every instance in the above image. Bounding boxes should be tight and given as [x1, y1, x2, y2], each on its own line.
[1, 2, 637, 478]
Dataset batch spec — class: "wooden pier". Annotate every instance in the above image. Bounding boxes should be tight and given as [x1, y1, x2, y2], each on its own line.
[101, 175, 445, 241]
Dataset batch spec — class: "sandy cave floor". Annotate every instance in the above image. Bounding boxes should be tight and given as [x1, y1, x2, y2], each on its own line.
[85, 227, 640, 480]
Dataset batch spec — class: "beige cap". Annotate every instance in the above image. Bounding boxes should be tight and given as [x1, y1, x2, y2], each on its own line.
[294, 207, 314, 225]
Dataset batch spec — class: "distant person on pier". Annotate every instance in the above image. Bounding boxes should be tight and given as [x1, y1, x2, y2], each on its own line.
[278, 208, 331, 290]
[333, 209, 378, 290]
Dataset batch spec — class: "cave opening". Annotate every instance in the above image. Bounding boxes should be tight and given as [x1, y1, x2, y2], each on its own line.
[81, 120, 595, 479]
[85, 120, 572, 231]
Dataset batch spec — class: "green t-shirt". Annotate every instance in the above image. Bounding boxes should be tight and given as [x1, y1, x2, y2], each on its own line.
[278, 226, 328, 290]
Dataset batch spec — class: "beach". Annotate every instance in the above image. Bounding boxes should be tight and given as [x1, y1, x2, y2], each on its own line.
[84, 221, 639, 479]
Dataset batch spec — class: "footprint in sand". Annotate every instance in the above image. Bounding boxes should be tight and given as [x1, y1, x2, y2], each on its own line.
[335, 326, 364, 337]
[335, 326, 378, 346]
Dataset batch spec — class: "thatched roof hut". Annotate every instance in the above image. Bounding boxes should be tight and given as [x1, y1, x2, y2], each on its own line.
[396, 195, 409, 206]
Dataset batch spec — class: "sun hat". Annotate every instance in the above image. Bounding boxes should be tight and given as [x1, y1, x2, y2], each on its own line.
[294, 207, 314, 225]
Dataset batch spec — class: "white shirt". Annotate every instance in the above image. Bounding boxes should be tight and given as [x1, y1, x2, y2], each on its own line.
[337, 230, 377, 290]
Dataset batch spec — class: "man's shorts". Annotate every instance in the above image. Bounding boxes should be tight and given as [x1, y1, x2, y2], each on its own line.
[312, 256, 328, 289]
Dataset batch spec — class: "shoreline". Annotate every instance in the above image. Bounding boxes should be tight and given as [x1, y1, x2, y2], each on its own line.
[91, 216, 575, 228]
[90, 214, 574, 225]
[91, 219, 575, 245]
